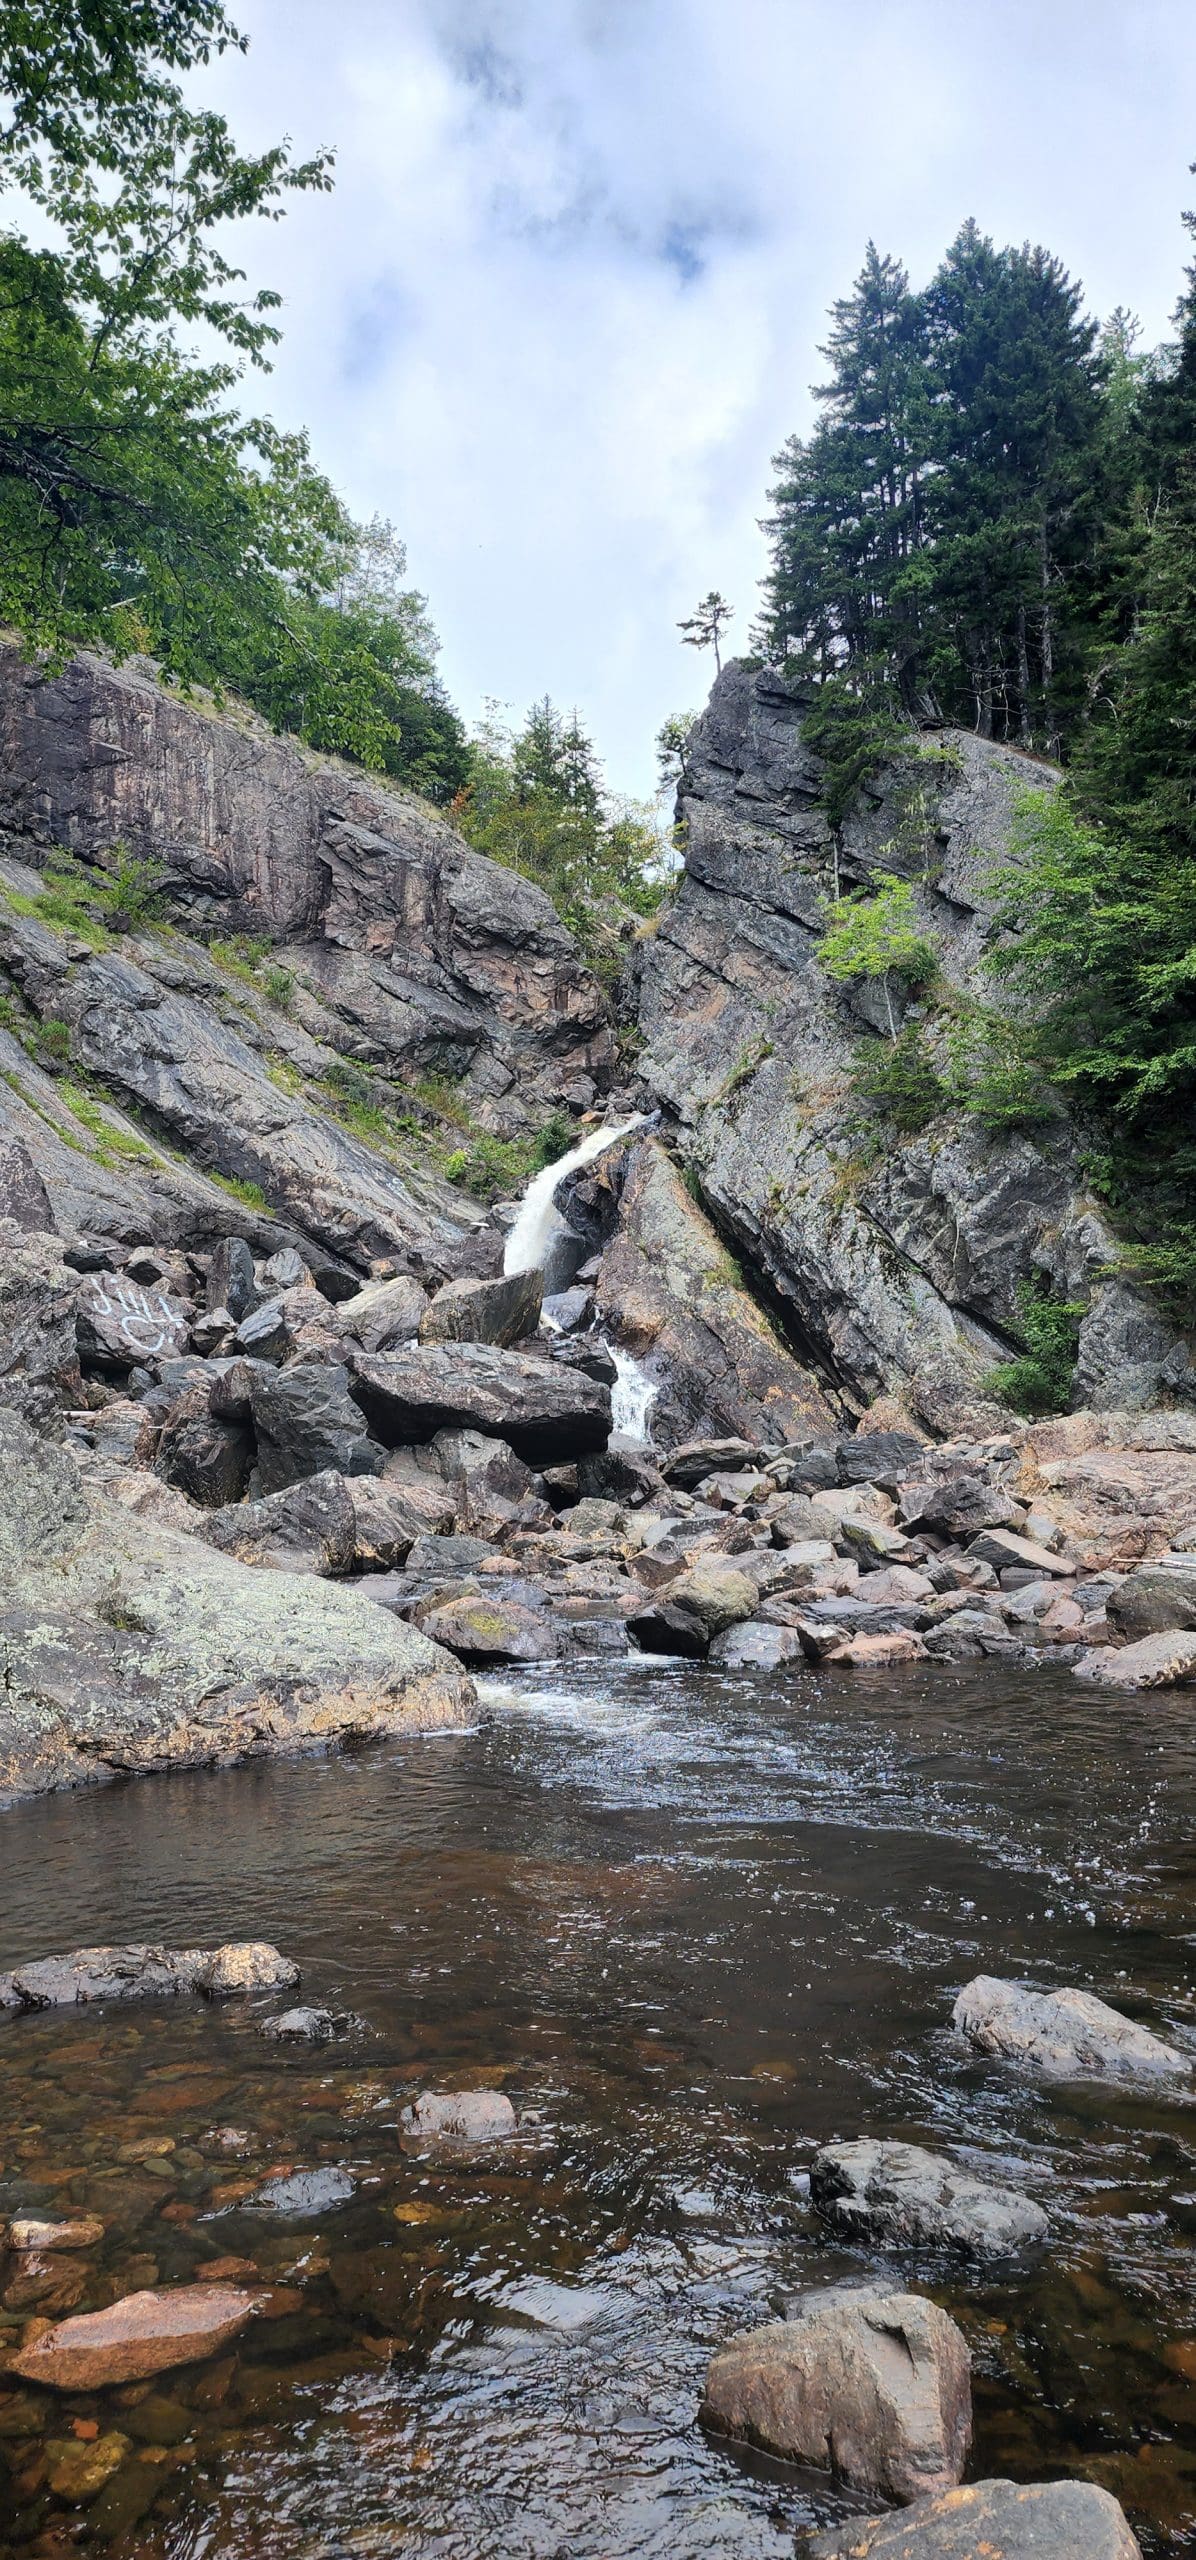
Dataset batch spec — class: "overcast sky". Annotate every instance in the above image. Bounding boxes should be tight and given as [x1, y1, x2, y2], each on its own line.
[210, 0, 1196, 796]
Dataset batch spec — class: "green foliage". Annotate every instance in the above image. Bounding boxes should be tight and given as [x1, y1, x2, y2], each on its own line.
[984, 1278, 1083, 1417]
[453, 697, 667, 959]
[820, 873, 938, 1037]
[103, 844, 167, 926]
[853, 1027, 945, 1133]
[799, 677, 913, 833]
[677, 591, 734, 673]
[33, 1015, 71, 1061]
[208, 934, 269, 983]
[58, 1080, 160, 1163]
[442, 1109, 574, 1203]
[260, 963, 294, 1010]
[210, 1168, 266, 1208]
[944, 1004, 1059, 1132]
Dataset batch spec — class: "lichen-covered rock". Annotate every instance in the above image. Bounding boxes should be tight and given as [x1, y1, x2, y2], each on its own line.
[805, 2476, 1143, 2559]
[198, 1470, 358, 1575]
[1107, 1558, 1196, 1639]
[810, 2139, 1049, 2256]
[0, 1409, 474, 1798]
[0, 1224, 82, 1427]
[416, 1592, 561, 1664]
[953, 1975, 1189, 2081]
[701, 2285, 971, 2500]
[1075, 1629, 1196, 1689]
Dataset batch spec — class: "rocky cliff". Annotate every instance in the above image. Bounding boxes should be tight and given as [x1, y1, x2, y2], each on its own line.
[635, 661, 1187, 1429]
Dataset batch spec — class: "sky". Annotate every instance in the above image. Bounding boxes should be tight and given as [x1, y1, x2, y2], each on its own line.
[207, 0, 1196, 796]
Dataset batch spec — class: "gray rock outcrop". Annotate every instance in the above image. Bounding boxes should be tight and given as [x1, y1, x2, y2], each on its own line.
[636, 661, 1182, 1425]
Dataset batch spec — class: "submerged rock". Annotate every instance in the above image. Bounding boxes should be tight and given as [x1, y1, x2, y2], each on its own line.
[3, 2283, 261, 2388]
[953, 1975, 1190, 2081]
[701, 2284, 971, 2501]
[810, 2139, 1049, 2256]
[6, 2215, 105, 2251]
[805, 2476, 1143, 2559]
[258, 2005, 356, 2041]
[400, 2089, 518, 2144]
[252, 2167, 356, 2214]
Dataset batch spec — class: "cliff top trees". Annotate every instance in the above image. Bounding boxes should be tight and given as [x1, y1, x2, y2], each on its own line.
[758, 223, 1104, 757]
[678, 591, 734, 673]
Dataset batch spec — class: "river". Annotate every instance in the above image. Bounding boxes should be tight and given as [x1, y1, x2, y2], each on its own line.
[1, 1657, 1194, 2555]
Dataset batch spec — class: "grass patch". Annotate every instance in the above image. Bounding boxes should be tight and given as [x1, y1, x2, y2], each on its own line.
[210, 1170, 268, 1210]
[58, 1081, 162, 1166]
[208, 935, 271, 984]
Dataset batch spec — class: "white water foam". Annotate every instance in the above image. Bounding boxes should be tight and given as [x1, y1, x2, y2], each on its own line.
[610, 1346, 657, 1443]
[503, 1114, 645, 1278]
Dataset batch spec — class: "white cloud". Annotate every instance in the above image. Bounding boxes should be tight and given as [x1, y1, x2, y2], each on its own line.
[209, 0, 1196, 791]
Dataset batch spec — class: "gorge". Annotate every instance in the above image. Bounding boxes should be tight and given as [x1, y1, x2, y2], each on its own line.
[0, 643, 1194, 2556]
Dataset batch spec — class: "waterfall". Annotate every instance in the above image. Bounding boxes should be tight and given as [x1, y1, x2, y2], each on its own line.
[503, 1114, 645, 1279]
[610, 1346, 657, 1443]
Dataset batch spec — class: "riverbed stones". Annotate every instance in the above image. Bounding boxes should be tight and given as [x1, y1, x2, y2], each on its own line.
[701, 2285, 971, 2500]
[953, 1975, 1190, 2081]
[257, 2006, 353, 2041]
[349, 1342, 612, 1466]
[419, 1267, 543, 1348]
[416, 1591, 562, 1665]
[805, 2476, 1143, 2559]
[6, 2215, 106, 2251]
[401, 2090, 518, 2144]
[810, 2140, 1049, 2256]
[196, 1942, 299, 1997]
[2, 2284, 261, 2388]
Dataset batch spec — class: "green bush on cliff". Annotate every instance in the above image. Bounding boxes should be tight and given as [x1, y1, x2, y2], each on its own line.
[984, 1278, 1083, 1417]
[821, 874, 938, 1039]
[853, 1027, 945, 1133]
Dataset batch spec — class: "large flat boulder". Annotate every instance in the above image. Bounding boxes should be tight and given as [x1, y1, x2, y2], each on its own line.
[1107, 1559, 1196, 1640]
[0, 1410, 473, 1798]
[810, 2139, 1049, 2256]
[3, 2285, 260, 2389]
[953, 1975, 1189, 2082]
[701, 2285, 971, 2501]
[806, 2476, 1142, 2558]
[349, 1342, 611, 1467]
[249, 1360, 383, 1495]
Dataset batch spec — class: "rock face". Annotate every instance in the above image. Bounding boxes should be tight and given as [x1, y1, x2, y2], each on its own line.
[810, 2139, 1050, 2256]
[0, 646, 612, 1140]
[636, 661, 1180, 1425]
[953, 1975, 1190, 2081]
[701, 2286, 971, 2500]
[805, 2477, 1143, 2560]
[419, 1267, 544, 1348]
[592, 1136, 838, 1450]
[0, 1410, 474, 1798]
[3, 2285, 260, 2388]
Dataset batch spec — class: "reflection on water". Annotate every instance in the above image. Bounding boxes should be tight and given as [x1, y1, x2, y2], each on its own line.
[0, 1658, 1195, 2555]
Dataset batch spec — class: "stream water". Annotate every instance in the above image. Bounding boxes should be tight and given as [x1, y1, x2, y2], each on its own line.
[1, 1658, 1195, 2557]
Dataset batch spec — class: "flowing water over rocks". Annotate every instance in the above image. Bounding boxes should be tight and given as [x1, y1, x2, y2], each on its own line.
[1, 1661, 1194, 2556]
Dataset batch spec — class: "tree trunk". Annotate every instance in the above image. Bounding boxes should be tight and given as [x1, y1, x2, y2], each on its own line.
[1016, 604, 1032, 747]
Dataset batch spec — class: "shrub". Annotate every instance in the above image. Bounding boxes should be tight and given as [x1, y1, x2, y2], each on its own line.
[984, 1278, 1083, 1417]
[820, 873, 938, 1038]
[946, 1009, 1058, 1133]
[853, 1027, 945, 1133]
[262, 964, 295, 1010]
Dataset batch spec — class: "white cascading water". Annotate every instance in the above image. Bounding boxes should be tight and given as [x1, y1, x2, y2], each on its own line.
[503, 1114, 658, 1443]
[503, 1114, 645, 1277]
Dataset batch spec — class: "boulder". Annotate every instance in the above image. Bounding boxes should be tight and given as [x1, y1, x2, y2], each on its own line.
[710, 1619, 808, 1668]
[155, 1403, 254, 1509]
[330, 1271, 428, 1352]
[838, 1432, 927, 1491]
[663, 1560, 758, 1637]
[626, 1595, 710, 1657]
[964, 1527, 1073, 1577]
[0, 1940, 296, 2009]
[663, 1437, 761, 1487]
[953, 1975, 1189, 2081]
[3, 2284, 261, 2389]
[349, 1342, 612, 1467]
[6, 2215, 106, 2252]
[250, 1360, 383, 1495]
[429, 1427, 548, 1537]
[898, 1471, 1020, 1538]
[701, 2285, 971, 2501]
[420, 1267, 544, 1349]
[543, 1284, 594, 1332]
[1107, 1559, 1196, 1640]
[805, 2476, 1143, 2559]
[76, 1270, 190, 1371]
[400, 2090, 518, 2143]
[205, 1235, 257, 1322]
[810, 2139, 1050, 2256]
[417, 1592, 561, 1665]
[199, 1471, 358, 1576]
[258, 2006, 354, 2041]
[0, 1409, 474, 1798]
[0, 1226, 82, 1425]
[1075, 1629, 1196, 1689]
[347, 1473, 435, 1569]
[833, 1630, 929, 1668]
